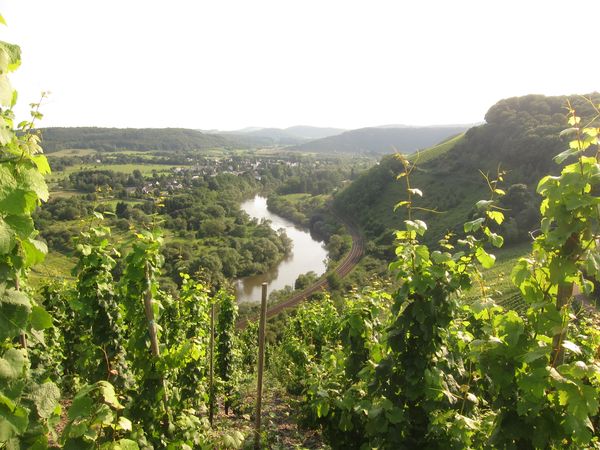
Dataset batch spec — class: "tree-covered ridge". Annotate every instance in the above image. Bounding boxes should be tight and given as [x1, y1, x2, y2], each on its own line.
[334, 93, 600, 254]
[439, 93, 600, 181]
[38, 127, 233, 152]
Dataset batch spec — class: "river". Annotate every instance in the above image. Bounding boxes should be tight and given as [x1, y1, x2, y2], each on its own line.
[235, 195, 328, 302]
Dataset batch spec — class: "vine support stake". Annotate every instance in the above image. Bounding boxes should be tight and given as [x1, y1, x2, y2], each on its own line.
[209, 300, 215, 427]
[551, 282, 573, 367]
[143, 263, 171, 427]
[254, 282, 268, 450]
[143, 268, 160, 357]
[15, 276, 27, 350]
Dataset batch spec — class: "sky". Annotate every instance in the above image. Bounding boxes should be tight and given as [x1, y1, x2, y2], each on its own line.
[1, 0, 598, 130]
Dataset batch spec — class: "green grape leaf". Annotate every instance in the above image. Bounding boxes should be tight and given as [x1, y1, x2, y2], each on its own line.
[31, 381, 60, 419]
[0, 41, 21, 71]
[562, 340, 582, 355]
[0, 47, 7, 74]
[431, 251, 452, 264]
[0, 216, 16, 253]
[19, 167, 49, 202]
[476, 200, 493, 210]
[31, 305, 53, 330]
[93, 404, 114, 426]
[4, 214, 34, 239]
[464, 218, 484, 232]
[476, 247, 496, 268]
[0, 348, 26, 380]
[31, 155, 51, 175]
[495, 310, 524, 348]
[521, 345, 550, 363]
[21, 238, 47, 266]
[67, 392, 93, 421]
[414, 244, 430, 265]
[0, 189, 38, 215]
[0, 403, 29, 442]
[0, 165, 17, 198]
[0, 286, 31, 340]
[585, 251, 600, 280]
[560, 127, 578, 137]
[486, 210, 504, 225]
[0, 74, 12, 106]
[116, 417, 132, 431]
[405, 219, 427, 236]
[0, 117, 12, 145]
[385, 406, 404, 424]
[113, 439, 139, 450]
[489, 232, 504, 248]
[97, 381, 122, 409]
[554, 147, 580, 164]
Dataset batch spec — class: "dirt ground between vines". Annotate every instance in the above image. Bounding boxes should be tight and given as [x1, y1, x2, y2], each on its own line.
[213, 381, 328, 450]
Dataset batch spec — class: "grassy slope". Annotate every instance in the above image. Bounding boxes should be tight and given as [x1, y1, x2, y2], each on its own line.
[333, 152, 484, 246]
[463, 242, 531, 306]
[408, 133, 465, 164]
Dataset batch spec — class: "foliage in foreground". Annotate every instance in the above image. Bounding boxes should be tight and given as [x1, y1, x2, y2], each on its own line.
[0, 26, 245, 449]
[274, 103, 600, 449]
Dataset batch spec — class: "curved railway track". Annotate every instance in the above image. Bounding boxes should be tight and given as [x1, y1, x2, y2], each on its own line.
[237, 216, 365, 328]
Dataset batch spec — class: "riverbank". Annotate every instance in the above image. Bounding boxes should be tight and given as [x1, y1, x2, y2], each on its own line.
[235, 195, 328, 302]
[237, 212, 364, 328]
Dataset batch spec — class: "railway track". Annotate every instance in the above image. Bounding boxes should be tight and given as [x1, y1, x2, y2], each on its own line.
[237, 216, 365, 328]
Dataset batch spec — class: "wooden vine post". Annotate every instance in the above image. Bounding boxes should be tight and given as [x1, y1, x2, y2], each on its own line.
[254, 282, 268, 449]
[209, 300, 215, 426]
[143, 263, 171, 425]
[143, 264, 160, 357]
[15, 275, 27, 349]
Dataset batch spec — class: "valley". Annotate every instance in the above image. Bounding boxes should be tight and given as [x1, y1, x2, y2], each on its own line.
[3, 0, 600, 447]
[3, 37, 599, 448]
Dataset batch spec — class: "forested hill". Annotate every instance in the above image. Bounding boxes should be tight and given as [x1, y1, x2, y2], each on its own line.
[38, 127, 235, 152]
[290, 125, 469, 155]
[333, 93, 600, 254]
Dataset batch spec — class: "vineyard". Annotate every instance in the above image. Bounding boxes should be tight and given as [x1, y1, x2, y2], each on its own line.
[3, 16, 600, 450]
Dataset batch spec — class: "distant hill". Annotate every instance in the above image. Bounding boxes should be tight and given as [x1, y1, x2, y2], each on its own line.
[284, 126, 346, 140]
[38, 127, 234, 153]
[242, 128, 306, 145]
[290, 126, 470, 155]
[333, 93, 600, 256]
[215, 125, 346, 146]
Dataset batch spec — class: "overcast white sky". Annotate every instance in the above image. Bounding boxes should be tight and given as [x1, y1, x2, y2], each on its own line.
[1, 1, 598, 130]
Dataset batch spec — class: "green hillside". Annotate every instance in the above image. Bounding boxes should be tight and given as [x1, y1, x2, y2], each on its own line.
[38, 127, 234, 152]
[334, 93, 600, 253]
[408, 132, 465, 164]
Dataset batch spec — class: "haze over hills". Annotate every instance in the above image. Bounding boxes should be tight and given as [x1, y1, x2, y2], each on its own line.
[39, 124, 472, 154]
[290, 125, 471, 155]
[208, 125, 347, 146]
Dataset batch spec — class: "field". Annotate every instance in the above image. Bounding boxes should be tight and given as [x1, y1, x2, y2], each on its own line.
[47, 162, 186, 183]
[409, 133, 465, 164]
[29, 251, 75, 287]
[46, 148, 98, 157]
